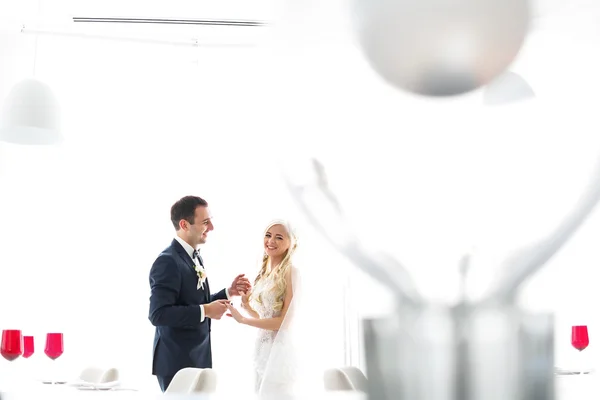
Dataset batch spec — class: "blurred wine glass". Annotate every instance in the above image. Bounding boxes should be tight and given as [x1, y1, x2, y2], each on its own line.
[571, 325, 589, 373]
[44, 333, 64, 384]
[22, 336, 34, 358]
[1, 330, 24, 389]
[572, 325, 589, 351]
[1, 330, 23, 361]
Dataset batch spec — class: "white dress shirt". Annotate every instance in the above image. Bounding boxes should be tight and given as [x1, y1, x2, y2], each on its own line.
[174, 236, 230, 322]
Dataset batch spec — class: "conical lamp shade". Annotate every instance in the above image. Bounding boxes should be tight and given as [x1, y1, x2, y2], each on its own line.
[0, 78, 62, 145]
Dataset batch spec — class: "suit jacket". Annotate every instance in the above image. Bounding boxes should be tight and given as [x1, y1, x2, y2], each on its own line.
[148, 239, 228, 376]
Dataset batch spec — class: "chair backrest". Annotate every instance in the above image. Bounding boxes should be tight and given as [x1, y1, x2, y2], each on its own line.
[165, 368, 217, 394]
[100, 368, 119, 383]
[78, 366, 120, 384]
[323, 366, 368, 392]
[339, 366, 368, 391]
[79, 367, 105, 384]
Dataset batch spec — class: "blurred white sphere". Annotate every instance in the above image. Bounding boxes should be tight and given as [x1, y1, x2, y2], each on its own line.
[483, 71, 535, 105]
[349, 0, 531, 96]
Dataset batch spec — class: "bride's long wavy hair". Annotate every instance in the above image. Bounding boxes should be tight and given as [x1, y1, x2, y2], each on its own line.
[249, 220, 298, 312]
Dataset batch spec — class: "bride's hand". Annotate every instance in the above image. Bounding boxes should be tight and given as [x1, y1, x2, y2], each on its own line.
[226, 303, 246, 324]
[240, 291, 251, 309]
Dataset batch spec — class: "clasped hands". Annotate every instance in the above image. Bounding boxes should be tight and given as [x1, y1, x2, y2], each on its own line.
[204, 273, 251, 320]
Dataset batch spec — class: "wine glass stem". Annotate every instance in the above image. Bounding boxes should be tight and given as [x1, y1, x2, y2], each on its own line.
[49, 359, 55, 384]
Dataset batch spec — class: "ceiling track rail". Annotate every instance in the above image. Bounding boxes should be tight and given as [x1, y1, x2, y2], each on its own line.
[72, 17, 266, 27]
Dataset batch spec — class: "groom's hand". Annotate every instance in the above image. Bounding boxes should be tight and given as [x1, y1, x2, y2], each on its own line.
[204, 300, 230, 320]
[228, 274, 252, 297]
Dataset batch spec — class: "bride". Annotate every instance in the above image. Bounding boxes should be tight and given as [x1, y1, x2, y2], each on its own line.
[225, 219, 302, 394]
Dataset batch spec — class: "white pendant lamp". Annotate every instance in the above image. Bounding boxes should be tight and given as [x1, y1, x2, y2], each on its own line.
[0, 78, 62, 145]
[0, 17, 62, 146]
[349, 0, 531, 97]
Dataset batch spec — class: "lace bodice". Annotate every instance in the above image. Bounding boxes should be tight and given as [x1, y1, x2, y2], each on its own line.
[250, 273, 282, 320]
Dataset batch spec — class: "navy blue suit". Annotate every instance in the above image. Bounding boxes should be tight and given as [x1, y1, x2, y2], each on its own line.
[148, 239, 228, 391]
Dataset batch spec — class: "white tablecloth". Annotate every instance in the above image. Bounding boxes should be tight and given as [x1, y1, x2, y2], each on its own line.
[556, 373, 600, 399]
[1, 387, 365, 400]
[1, 375, 598, 399]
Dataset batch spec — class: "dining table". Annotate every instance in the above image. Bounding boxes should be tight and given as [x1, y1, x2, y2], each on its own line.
[1, 373, 600, 400]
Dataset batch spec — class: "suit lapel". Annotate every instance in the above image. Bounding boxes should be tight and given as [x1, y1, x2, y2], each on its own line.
[172, 239, 196, 274]
[198, 255, 211, 302]
[171, 240, 210, 300]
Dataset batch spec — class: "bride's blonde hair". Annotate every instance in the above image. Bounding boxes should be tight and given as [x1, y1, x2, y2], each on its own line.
[249, 219, 298, 312]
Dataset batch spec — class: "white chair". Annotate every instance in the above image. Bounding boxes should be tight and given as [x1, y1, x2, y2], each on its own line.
[100, 368, 119, 383]
[78, 367, 120, 384]
[78, 367, 104, 384]
[323, 366, 368, 392]
[164, 368, 217, 394]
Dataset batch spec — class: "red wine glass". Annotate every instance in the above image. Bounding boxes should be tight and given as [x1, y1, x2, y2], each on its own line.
[23, 336, 35, 358]
[572, 325, 589, 352]
[44, 333, 64, 384]
[1, 330, 23, 361]
[44, 333, 63, 360]
[572, 325, 590, 374]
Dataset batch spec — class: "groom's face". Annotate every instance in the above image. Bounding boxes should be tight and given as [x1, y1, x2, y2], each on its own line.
[189, 205, 214, 246]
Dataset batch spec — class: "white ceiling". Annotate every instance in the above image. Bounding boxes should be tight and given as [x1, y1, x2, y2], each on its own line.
[0, 0, 599, 43]
[0, 0, 273, 20]
[1, 0, 598, 24]
[0, 0, 599, 97]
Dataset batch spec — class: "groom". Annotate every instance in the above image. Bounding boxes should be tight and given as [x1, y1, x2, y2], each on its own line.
[148, 195, 251, 392]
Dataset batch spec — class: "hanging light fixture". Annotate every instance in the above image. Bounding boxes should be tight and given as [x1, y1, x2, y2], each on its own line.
[0, 78, 61, 145]
[349, 0, 531, 97]
[0, 18, 62, 145]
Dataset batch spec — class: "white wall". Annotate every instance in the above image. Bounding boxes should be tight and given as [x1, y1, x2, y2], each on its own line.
[2, 0, 600, 391]
[0, 0, 347, 391]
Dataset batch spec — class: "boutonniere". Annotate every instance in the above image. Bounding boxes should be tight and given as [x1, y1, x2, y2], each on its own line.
[195, 264, 207, 290]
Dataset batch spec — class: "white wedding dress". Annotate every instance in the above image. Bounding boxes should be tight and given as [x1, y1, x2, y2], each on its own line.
[250, 275, 289, 393]
[248, 266, 325, 395]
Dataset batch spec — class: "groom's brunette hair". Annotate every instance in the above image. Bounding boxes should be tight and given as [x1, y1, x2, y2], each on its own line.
[170, 195, 208, 230]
